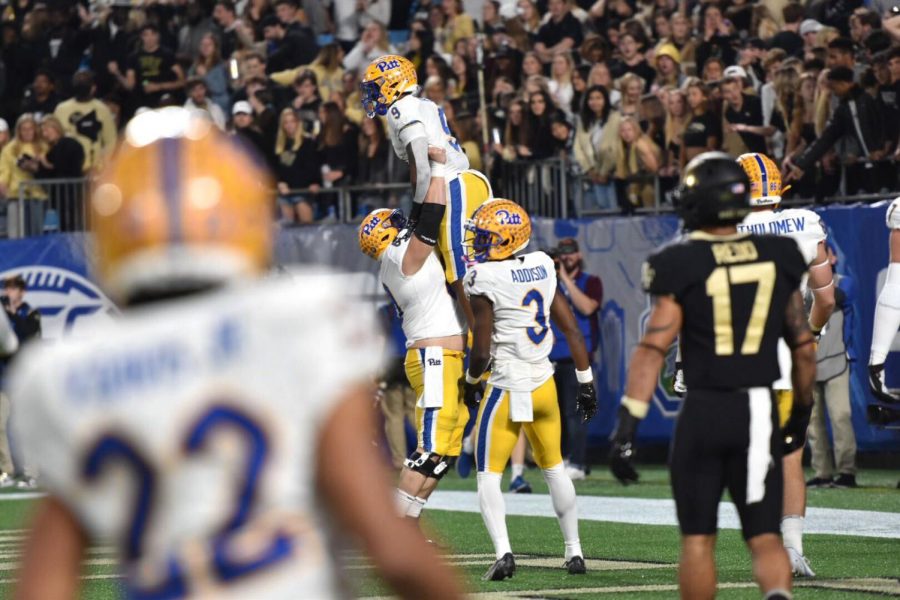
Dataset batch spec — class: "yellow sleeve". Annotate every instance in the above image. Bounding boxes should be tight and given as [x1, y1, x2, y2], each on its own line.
[0, 144, 14, 189]
[270, 66, 304, 87]
[53, 103, 76, 135]
[98, 103, 118, 156]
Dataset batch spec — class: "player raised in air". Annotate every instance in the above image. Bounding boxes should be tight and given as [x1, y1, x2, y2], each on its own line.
[610, 152, 816, 600]
[868, 196, 900, 404]
[11, 107, 463, 600]
[462, 199, 597, 581]
[360, 54, 492, 315]
[735, 152, 834, 577]
[358, 152, 469, 523]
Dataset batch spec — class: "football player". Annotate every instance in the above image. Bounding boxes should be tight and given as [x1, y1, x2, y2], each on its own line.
[360, 54, 492, 321]
[610, 152, 816, 600]
[868, 196, 900, 403]
[358, 157, 468, 522]
[462, 199, 598, 581]
[0, 310, 16, 357]
[12, 108, 464, 600]
[735, 152, 835, 577]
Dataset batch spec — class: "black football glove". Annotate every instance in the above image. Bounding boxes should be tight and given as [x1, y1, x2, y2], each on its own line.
[609, 405, 641, 485]
[577, 382, 598, 423]
[462, 379, 483, 410]
[782, 401, 812, 454]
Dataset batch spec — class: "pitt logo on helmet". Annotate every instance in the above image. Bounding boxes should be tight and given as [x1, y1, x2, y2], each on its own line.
[360, 55, 418, 118]
[465, 199, 531, 263]
[358, 208, 407, 260]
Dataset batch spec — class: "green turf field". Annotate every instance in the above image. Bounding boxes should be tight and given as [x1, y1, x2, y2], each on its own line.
[0, 466, 897, 598]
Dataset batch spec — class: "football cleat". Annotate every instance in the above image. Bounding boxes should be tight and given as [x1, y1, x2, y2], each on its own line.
[805, 477, 834, 488]
[868, 364, 900, 404]
[564, 556, 587, 575]
[464, 199, 531, 263]
[737, 152, 785, 206]
[360, 55, 418, 118]
[832, 473, 857, 488]
[787, 547, 815, 577]
[509, 475, 532, 493]
[867, 402, 900, 426]
[0, 472, 14, 488]
[482, 553, 515, 581]
[565, 466, 586, 481]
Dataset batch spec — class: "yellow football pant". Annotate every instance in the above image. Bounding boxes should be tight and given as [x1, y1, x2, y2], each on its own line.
[438, 169, 492, 284]
[475, 378, 563, 474]
[404, 348, 467, 457]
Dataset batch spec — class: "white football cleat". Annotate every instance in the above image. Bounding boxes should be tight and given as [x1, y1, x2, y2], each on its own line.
[787, 547, 815, 577]
[565, 466, 586, 481]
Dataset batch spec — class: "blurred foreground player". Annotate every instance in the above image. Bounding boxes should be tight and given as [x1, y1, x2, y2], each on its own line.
[610, 153, 817, 600]
[463, 200, 597, 580]
[12, 108, 463, 600]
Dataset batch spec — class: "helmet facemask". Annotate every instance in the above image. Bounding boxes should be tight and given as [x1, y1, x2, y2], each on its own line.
[360, 78, 388, 118]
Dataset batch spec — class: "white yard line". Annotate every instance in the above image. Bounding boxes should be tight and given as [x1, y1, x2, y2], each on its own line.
[426, 491, 900, 539]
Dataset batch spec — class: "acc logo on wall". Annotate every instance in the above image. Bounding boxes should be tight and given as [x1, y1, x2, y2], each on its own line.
[0, 267, 117, 339]
[637, 300, 682, 418]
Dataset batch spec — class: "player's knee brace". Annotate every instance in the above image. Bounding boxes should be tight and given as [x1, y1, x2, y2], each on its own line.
[404, 451, 452, 480]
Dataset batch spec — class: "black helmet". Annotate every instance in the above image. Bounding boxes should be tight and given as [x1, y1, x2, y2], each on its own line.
[674, 152, 751, 230]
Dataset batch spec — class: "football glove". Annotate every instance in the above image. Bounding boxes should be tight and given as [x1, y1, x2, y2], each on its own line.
[609, 405, 641, 485]
[462, 379, 483, 410]
[782, 401, 812, 454]
[577, 382, 598, 423]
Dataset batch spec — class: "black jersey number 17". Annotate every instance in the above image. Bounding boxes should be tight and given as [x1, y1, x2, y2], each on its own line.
[705, 262, 776, 356]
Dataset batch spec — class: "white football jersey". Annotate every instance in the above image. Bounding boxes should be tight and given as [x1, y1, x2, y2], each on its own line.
[386, 94, 470, 175]
[464, 251, 557, 391]
[738, 208, 826, 265]
[886, 197, 900, 229]
[738, 208, 827, 390]
[381, 236, 465, 345]
[10, 274, 382, 599]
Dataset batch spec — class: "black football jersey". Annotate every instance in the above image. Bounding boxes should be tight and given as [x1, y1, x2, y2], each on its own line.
[642, 232, 807, 390]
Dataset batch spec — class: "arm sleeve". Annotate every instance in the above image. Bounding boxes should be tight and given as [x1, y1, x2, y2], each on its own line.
[794, 107, 847, 171]
[464, 266, 496, 304]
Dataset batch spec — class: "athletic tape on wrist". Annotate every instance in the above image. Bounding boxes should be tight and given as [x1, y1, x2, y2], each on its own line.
[429, 163, 446, 178]
[621, 395, 650, 419]
[575, 367, 593, 384]
[465, 371, 481, 385]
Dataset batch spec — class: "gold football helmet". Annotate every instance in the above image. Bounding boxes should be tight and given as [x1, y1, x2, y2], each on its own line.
[360, 55, 418, 118]
[91, 107, 274, 303]
[737, 152, 784, 206]
[465, 199, 531, 263]
[358, 208, 407, 260]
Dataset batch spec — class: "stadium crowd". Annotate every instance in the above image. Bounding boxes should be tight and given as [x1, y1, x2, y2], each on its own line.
[0, 0, 899, 225]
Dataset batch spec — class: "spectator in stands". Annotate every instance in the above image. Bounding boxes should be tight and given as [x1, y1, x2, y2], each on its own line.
[664, 13, 697, 69]
[406, 27, 436, 83]
[343, 21, 393, 74]
[611, 32, 655, 92]
[786, 67, 886, 194]
[0, 121, 9, 155]
[696, 3, 737, 74]
[231, 100, 270, 164]
[801, 19, 825, 55]
[496, 98, 528, 162]
[272, 43, 346, 103]
[450, 54, 477, 112]
[806, 245, 858, 489]
[681, 78, 720, 168]
[0, 114, 47, 225]
[243, 0, 275, 40]
[522, 51, 544, 80]
[547, 238, 602, 481]
[701, 56, 726, 85]
[615, 72, 644, 120]
[523, 89, 556, 160]
[571, 64, 591, 113]
[851, 9, 881, 46]
[549, 51, 576, 113]
[771, 3, 806, 58]
[588, 61, 621, 105]
[262, 14, 317, 74]
[53, 71, 118, 174]
[661, 87, 690, 180]
[184, 79, 227, 130]
[616, 115, 661, 209]
[721, 69, 771, 156]
[123, 23, 186, 110]
[456, 113, 484, 172]
[515, 0, 542, 44]
[333, 0, 390, 53]
[289, 70, 322, 135]
[357, 116, 390, 210]
[535, 0, 583, 64]
[29, 116, 84, 180]
[441, 0, 475, 54]
[275, 107, 320, 226]
[178, 1, 219, 62]
[20, 69, 59, 121]
[574, 85, 621, 210]
[188, 33, 231, 114]
[212, 0, 255, 59]
[653, 44, 685, 91]
[317, 101, 357, 218]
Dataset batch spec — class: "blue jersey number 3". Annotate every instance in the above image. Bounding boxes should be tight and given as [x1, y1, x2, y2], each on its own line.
[522, 289, 549, 344]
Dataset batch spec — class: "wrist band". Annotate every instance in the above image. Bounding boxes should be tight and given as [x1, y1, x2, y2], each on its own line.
[430, 163, 446, 178]
[465, 372, 481, 385]
[621, 395, 650, 419]
[809, 322, 823, 334]
[575, 367, 593, 384]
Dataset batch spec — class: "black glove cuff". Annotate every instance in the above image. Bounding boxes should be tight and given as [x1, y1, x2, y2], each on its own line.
[615, 405, 640, 443]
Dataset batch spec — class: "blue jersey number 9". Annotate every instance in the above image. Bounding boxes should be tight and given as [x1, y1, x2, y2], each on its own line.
[522, 289, 549, 344]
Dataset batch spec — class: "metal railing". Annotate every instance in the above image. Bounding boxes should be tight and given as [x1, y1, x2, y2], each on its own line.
[6, 178, 90, 238]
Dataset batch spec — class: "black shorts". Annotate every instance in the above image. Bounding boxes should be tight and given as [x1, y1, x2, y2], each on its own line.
[670, 388, 783, 541]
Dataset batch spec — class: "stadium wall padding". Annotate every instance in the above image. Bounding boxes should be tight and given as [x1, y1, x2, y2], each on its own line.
[1, 203, 897, 451]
